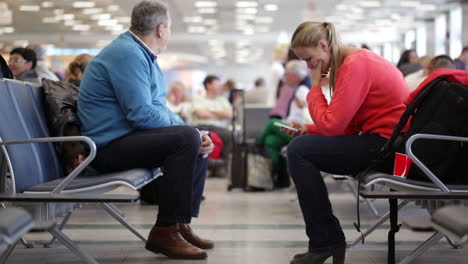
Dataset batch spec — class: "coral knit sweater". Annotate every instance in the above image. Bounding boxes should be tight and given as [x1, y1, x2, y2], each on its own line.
[306, 49, 410, 139]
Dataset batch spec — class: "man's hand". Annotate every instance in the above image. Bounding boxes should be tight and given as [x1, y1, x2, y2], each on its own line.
[198, 130, 214, 157]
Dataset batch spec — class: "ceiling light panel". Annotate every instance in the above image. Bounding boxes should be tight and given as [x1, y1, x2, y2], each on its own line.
[72, 2, 96, 8]
[194, 1, 217, 8]
[236, 1, 258, 8]
[19, 5, 40, 12]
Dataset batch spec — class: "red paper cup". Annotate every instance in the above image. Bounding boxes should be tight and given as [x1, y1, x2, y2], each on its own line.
[393, 153, 413, 178]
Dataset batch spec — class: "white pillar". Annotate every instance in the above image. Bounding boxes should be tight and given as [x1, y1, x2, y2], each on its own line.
[425, 19, 435, 56]
[462, 3, 468, 47]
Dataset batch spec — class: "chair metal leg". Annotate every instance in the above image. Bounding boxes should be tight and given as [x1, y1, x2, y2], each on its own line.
[105, 203, 125, 218]
[19, 237, 34, 248]
[349, 200, 409, 247]
[346, 181, 380, 216]
[100, 203, 146, 243]
[397, 232, 444, 264]
[48, 226, 99, 264]
[388, 198, 400, 264]
[445, 235, 461, 249]
[0, 242, 17, 264]
[43, 211, 73, 248]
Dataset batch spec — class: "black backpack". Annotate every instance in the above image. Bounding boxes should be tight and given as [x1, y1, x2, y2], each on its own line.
[0, 55, 13, 79]
[361, 76, 468, 185]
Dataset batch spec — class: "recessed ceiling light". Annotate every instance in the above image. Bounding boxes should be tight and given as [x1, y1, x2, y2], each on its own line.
[42, 17, 59, 23]
[72, 2, 96, 8]
[264, 4, 278, 11]
[236, 1, 258, 8]
[19, 5, 40, 12]
[255, 17, 273, 23]
[91, 13, 112, 20]
[41, 2, 54, 8]
[194, 1, 217, 8]
[116, 17, 131, 23]
[198, 7, 217, 14]
[399, 1, 420, 7]
[98, 19, 118, 26]
[188, 26, 207, 33]
[108, 5, 120, 12]
[237, 8, 257, 14]
[2, 27, 14, 33]
[183, 16, 203, 23]
[359, 1, 381, 8]
[83, 8, 103, 14]
[73, 24, 91, 31]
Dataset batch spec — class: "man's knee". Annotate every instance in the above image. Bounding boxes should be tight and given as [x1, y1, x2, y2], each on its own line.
[176, 126, 201, 150]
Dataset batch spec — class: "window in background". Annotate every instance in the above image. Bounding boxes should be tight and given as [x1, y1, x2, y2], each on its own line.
[449, 6, 462, 58]
[434, 14, 447, 55]
[416, 24, 427, 56]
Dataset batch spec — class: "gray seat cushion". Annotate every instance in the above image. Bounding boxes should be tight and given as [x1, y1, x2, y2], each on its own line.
[0, 208, 33, 239]
[360, 172, 468, 191]
[26, 168, 159, 192]
[432, 206, 468, 238]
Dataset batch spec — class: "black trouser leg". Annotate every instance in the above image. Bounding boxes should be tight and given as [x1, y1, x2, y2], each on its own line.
[92, 126, 201, 224]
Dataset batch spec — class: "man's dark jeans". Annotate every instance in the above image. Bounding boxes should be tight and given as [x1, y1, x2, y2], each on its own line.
[92, 126, 208, 224]
[287, 134, 386, 250]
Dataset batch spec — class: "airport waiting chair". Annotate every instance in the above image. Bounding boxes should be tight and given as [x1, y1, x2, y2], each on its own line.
[0, 78, 161, 264]
[0, 207, 34, 264]
[431, 205, 468, 247]
[353, 134, 468, 264]
[349, 71, 468, 263]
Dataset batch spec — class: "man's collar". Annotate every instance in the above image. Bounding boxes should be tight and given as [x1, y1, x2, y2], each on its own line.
[128, 30, 157, 62]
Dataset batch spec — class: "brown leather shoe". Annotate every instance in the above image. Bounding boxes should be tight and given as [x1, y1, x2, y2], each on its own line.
[178, 223, 215, 249]
[145, 224, 207, 259]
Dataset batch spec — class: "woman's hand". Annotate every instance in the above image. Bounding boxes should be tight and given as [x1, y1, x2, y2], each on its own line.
[280, 121, 308, 137]
[311, 60, 323, 87]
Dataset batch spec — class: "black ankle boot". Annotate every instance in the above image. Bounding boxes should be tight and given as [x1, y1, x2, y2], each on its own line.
[290, 246, 345, 264]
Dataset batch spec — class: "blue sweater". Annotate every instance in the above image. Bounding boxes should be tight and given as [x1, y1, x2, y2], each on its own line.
[78, 32, 183, 147]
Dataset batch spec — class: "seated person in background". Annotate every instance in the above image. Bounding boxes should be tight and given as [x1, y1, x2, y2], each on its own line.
[26, 43, 59, 81]
[405, 56, 432, 90]
[191, 75, 233, 166]
[285, 21, 410, 264]
[245, 77, 268, 105]
[167, 81, 191, 123]
[397, 49, 422, 76]
[454, 46, 468, 70]
[257, 60, 312, 167]
[65, 53, 93, 87]
[8, 47, 41, 84]
[78, 0, 214, 259]
[406, 55, 456, 91]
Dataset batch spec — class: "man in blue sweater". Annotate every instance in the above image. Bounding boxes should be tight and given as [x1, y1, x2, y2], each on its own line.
[78, 0, 213, 260]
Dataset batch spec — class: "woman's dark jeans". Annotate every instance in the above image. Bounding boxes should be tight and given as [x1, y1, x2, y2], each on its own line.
[287, 134, 386, 250]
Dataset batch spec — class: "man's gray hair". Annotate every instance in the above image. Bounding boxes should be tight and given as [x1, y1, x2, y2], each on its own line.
[26, 43, 45, 61]
[130, 0, 169, 36]
[285, 60, 308, 80]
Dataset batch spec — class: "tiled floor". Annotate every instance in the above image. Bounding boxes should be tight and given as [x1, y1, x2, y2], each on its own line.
[6, 177, 468, 264]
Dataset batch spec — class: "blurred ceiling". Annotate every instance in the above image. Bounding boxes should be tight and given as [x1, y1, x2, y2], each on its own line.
[0, 0, 463, 67]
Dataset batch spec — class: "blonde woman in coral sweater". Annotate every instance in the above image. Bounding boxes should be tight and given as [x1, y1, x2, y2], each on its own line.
[284, 22, 410, 264]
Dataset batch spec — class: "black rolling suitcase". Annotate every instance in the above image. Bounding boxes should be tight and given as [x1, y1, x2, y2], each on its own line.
[227, 89, 248, 191]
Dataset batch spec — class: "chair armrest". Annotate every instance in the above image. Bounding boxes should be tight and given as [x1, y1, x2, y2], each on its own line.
[0, 193, 139, 203]
[360, 190, 468, 199]
[406, 134, 468, 193]
[0, 136, 96, 194]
